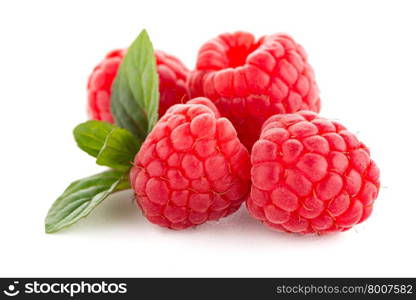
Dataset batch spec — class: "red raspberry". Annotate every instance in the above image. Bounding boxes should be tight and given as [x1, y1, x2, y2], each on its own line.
[130, 98, 251, 229]
[188, 31, 321, 149]
[88, 49, 189, 123]
[247, 111, 380, 234]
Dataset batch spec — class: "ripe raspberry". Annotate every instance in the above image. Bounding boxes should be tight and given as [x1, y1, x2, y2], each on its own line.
[188, 31, 321, 149]
[88, 49, 189, 123]
[130, 98, 251, 229]
[247, 111, 380, 234]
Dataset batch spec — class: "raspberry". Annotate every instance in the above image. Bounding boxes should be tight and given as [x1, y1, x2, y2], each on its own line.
[130, 97, 251, 229]
[88, 49, 189, 123]
[188, 31, 321, 149]
[156, 51, 190, 116]
[247, 111, 380, 234]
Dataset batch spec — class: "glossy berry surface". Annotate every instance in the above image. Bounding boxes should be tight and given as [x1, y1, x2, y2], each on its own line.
[188, 31, 320, 150]
[247, 111, 380, 234]
[88, 49, 189, 123]
[130, 98, 251, 229]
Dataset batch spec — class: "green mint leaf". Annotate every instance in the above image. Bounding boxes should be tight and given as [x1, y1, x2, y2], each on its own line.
[96, 127, 141, 171]
[111, 29, 159, 141]
[74, 120, 140, 170]
[73, 120, 117, 157]
[45, 170, 130, 233]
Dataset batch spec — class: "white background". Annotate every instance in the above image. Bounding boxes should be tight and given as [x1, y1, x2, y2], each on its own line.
[0, 0, 415, 277]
